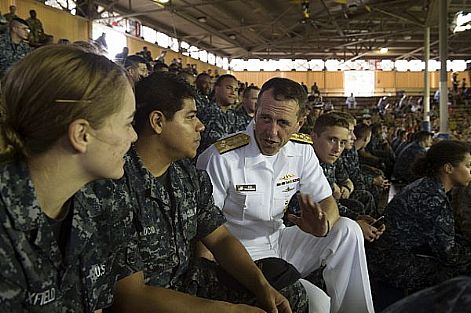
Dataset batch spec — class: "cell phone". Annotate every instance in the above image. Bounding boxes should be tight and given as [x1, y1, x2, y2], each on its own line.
[370, 216, 385, 228]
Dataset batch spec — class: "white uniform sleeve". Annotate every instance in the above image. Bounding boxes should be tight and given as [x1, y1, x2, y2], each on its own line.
[196, 146, 229, 210]
[299, 145, 332, 202]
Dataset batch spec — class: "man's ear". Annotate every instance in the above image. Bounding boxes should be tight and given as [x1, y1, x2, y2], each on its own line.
[296, 116, 305, 131]
[149, 110, 165, 135]
[68, 119, 90, 153]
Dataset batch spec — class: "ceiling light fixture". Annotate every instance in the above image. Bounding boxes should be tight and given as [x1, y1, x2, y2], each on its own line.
[155, 0, 170, 3]
[379, 47, 388, 54]
[197, 16, 207, 23]
[228, 34, 237, 40]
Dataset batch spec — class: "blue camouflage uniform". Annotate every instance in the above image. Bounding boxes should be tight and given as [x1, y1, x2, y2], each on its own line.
[287, 162, 360, 221]
[120, 148, 308, 312]
[381, 276, 471, 313]
[367, 176, 471, 290]
[336, 152, 378, 217]
[0, 33, 32, 78]
[197, 100, 243, 156]
[229, 105, 253, 132]
[392, 141, 425, 183]
[0, 161, 140, 312]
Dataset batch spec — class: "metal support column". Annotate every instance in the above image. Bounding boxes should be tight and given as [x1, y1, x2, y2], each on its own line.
[423, 27, 431, 131]
[438, 0, 448, 136]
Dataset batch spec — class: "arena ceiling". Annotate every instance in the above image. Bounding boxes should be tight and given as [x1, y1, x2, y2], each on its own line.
[95, 0, 471, 61]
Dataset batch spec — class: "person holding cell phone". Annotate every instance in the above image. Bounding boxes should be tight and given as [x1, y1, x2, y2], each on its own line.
[368, 140, 471, 297]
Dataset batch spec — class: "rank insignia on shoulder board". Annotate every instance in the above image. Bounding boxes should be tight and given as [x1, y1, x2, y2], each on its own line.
[290, 133, 313, 144]
[215, 133, 250, 154]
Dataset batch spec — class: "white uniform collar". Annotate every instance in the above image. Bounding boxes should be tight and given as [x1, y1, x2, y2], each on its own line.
[244, 120, 299, 168]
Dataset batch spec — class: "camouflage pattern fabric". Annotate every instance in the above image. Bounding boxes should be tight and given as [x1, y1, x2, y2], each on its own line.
[286, 162, 359, 221]
[451, 185, 471, 241]
[382, 276, 471, 313]
[392, 141, 426, 183]
[0, 161, 140, 312]
[367, 177, 471, 290]
[339, 149, 381, 208]
[338, 148, 374, 191]
[197, 100, 242, 155]
[26, 18, 44, 45]
[173, 258, 308, 313]
[122, 148, 308, 312]
[0, 33, 32, 78]
[229, 105, 253, 132]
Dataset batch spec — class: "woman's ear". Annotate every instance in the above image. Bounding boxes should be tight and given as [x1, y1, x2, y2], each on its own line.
[68, 119, 90, 153]
[444, 163, 454, 174]
[149, 110, 165, 135]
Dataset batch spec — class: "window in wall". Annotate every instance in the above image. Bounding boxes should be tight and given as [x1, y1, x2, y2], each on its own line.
[199, 50, 208, 62]
[293, 59, 309, 70]
[325, 59, 340, 71]
[216, 56, 223, 67]
[208, 53, 216, 65]
[380, 60, 394, 71]
[394, 60, 409, 71]
[92, 23, 127, 61]
[344, 70, 375, 97]
[45, 0, 77, 15]
[170, 38, 179, 52]
[222, 57, 229, 70]
[309, 59, 324, 71]
[142, 26, 157, 43]
[156, 32, 170, 48]
[408, 60, 425, 71]
[181, 41, 190, 56]
[189, 46, 199, 59]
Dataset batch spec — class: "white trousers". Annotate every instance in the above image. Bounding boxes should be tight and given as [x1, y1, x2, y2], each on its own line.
[278, 217, 375, 313]
[299, 278, 331, 313]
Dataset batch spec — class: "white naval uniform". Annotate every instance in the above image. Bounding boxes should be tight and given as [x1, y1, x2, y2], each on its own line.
[197, 121, 375, 313]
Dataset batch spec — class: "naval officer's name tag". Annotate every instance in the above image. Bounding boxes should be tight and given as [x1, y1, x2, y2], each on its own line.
[236, 184, 257, 192]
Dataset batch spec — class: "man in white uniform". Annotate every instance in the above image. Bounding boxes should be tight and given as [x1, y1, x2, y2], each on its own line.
[197, 77, 374, 313]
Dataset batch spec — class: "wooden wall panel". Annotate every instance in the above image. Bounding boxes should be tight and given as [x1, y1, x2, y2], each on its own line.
[307, 72, 326, 89]
[324, 71, 344, 91]
[3, 0, 89, 42]
[126, 37, 225, 74]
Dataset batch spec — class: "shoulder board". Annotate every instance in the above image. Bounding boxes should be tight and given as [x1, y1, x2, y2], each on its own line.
[290, 133, 313, 144]
[214, 133, 250, 154]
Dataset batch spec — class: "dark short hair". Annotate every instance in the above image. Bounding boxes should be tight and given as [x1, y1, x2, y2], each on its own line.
[195, 72, 210, 82]
[134, 72, 196, 134]
[329, 111, 355, 126]
[353, 123, 372, 140]
[243, 85, 260, 97]
[312, 112, 349, 135]
[214, 74, 237, 86]
[258, 77, 308, 118]
[10, 17, 29, 28]
[127, 54, 147, 64]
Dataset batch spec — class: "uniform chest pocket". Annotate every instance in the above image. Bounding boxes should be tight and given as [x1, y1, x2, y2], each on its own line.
[226, 191, 270, 221]
[81, 251, 118, 311]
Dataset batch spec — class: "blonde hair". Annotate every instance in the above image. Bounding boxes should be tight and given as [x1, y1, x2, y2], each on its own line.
[0, 45, 131, 160]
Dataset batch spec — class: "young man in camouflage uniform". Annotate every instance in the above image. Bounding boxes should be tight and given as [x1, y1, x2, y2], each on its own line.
[310, 113, 385, 242]
[230, 85, 260, 132]
[0, 17, 32, 78]
[110, 72, 308, 313]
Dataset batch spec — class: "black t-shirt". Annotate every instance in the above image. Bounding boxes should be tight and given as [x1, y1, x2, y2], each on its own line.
[45, 200, 73, 256]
